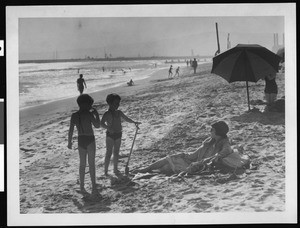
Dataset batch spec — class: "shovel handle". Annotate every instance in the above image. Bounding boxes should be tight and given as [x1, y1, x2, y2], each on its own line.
[125, 125, 139, 167]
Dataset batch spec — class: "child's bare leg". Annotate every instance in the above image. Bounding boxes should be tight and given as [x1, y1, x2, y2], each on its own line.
[113, 138, 121, 173]
[78, 148, 87, 191]
[104, 137, 114, 175]
[87, 142, 96, 191]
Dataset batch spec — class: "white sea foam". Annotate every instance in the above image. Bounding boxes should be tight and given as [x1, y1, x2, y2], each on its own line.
[19, 60, 167, 109]
[19, 59, 210, 109]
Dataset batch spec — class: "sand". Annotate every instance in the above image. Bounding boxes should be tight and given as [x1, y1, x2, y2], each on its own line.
[19, 63, 286, 215]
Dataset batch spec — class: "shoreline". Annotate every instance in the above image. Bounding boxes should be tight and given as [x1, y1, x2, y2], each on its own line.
[19, 66, 171, 122]
[20, 63, 208, 123]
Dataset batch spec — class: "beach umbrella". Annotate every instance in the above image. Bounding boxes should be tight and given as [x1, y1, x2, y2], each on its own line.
[276, 47, 285, 62]
[211, 44, 282, 110]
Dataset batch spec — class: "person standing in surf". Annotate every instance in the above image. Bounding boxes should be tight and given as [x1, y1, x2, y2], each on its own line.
[168, 65, 173, 78]
[77, 74, 87, 95]
[174, 66, 180, 77]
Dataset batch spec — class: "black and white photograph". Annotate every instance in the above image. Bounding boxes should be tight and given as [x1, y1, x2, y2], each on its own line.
[0, 99, 3, 192]
[6, 3, 297, 226]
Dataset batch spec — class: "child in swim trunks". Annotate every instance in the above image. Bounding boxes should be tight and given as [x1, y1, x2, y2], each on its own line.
[101, 93, 141, 175]
[68, 94, 101, 196]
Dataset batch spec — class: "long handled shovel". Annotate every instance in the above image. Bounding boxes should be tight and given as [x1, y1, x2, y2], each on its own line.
[125, 124, 139, 175]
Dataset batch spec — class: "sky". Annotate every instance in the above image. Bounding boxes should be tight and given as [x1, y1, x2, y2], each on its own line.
[19, 16, 284, 60]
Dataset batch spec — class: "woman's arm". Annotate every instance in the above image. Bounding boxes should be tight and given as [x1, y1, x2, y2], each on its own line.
[186, 145, 204, 161]
[186, 137, 212, 161]
[214, 139, 233, 161]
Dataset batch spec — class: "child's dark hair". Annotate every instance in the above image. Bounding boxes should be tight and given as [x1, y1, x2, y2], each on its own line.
[77, 94, 94, 107]
[106, 93, 121, 105]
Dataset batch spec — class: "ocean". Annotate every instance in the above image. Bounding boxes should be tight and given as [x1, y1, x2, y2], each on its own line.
[19, 58, 210, 110]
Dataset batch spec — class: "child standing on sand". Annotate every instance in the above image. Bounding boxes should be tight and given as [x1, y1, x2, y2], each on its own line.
[101, 93, 141, 175]
[67, 94, 101, 197]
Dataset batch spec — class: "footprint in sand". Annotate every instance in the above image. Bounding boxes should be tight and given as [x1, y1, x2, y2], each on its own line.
[194, 201, 213, 210]
[27, 207, 44, 213]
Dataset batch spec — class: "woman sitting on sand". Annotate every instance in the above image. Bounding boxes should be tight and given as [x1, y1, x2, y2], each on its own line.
[136, 121, 246, 175]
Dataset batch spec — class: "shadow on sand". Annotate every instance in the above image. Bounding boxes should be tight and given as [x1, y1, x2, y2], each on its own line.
[72, 172, 138, 213]
[230, 108, 285, 126]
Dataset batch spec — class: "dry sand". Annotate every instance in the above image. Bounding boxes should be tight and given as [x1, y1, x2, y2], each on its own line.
[19, 63, 286, 214]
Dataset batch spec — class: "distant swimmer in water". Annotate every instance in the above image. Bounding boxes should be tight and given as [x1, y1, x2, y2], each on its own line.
[127, 79, 134, 86]
[77, 74, 87, 95]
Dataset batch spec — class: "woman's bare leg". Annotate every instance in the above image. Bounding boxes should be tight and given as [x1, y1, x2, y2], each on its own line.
[138, 157, 169, 173]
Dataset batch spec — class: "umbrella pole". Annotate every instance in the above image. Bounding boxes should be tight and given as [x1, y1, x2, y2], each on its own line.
[246, 81, 250, 111]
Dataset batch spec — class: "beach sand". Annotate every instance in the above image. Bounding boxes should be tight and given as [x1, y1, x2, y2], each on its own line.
[19, 63, 286, 214]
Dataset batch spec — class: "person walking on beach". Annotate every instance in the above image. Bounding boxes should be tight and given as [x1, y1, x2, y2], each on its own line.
[264, 73, 278, 107]
[174, 66, 180, 77]
[192, 58, 198, 74]
[101, 93, 141, 175]
[67, 94, 101, 197]
[168, 65, 173, 78]
[77, 74, 87, 95]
